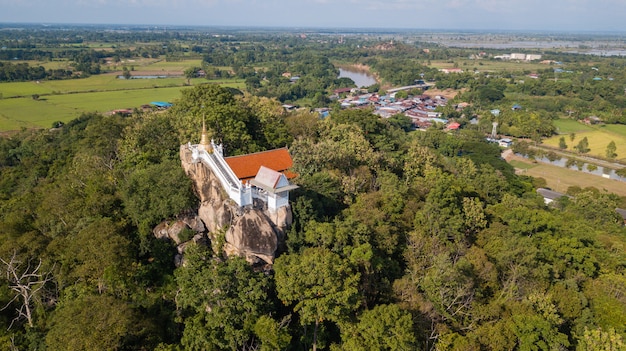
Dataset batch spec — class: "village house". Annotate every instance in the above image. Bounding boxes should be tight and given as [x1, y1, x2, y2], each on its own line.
[498, 138, 513, 148]
[495, 53, 542, 61]
[537, 188, 570, 205]
[582, 116, 602, 125]
[439, 68, 464, 74]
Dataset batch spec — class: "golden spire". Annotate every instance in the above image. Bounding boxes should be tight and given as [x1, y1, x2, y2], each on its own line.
[199, 115, 213, 153]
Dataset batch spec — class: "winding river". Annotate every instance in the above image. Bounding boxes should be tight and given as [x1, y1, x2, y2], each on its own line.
[338, 68, 377, 88]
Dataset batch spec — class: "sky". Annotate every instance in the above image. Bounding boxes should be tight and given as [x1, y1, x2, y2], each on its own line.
[1, 0, 625, 32]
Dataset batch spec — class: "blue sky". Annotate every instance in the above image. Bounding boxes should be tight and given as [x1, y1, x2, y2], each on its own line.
[1, 0, 625, 32]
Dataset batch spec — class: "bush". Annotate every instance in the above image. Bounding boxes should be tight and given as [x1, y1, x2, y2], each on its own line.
[178, 227, 196, 243]
[545, 151, 560, 162]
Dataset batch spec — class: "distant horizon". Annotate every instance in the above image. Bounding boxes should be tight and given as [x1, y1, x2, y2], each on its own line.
[1, 0, 625, 34]
[1, 22, 626, 37]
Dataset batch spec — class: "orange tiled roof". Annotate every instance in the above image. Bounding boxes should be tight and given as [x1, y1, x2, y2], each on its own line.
[225, 148, 296, 183]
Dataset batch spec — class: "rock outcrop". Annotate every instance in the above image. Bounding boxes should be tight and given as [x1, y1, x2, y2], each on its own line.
[176, 145, 292, 264]
[153, 220, 188, 245]
[224, 209, 277, 264]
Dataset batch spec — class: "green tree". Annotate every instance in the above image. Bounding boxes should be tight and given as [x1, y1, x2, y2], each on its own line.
[394, 90, 408, 99]
[511, 292, 570, 351]
[606, 140, 617, 159]
[337, 304, 416, 350]
[49, 217, 132, 294]
[168, 84, 259, 154]
[175, 245, 272, 350]
[241, 94, 293, 149]
[274, 247, 361, 351]
[118, 113, 181, 168]
[184, 66, 200, 84]
[577, 327, 625, 351]
[584, 273, 626, 334]
[566, 190, 622, 225]
[253, 315, 292, 351]
[575, 137, 590, 154]
[559, 136, 568, 150]
[284, 109, 320, 139]
[476, 85, 505, 102]
[120, 160, 196, 235]
[388, 113, 413, 132]
[45, 294, 138, 351]
[122, 66, 131, 80]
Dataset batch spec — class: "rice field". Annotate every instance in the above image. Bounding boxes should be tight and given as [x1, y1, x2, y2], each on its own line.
[0, 70, 244, 131]
[543, 119, 626, 162]
[552, 118, 595, 134]
[0, 74, 199, 98]
[0, 57, 246, 131]
[429, 59, 547, 72]
[0, 79, 244, 131]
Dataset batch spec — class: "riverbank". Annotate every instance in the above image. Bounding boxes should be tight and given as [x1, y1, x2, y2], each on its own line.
[527, 143, 626, 170]
[503, 149, 626, 196]
[335, 63, 381, 85]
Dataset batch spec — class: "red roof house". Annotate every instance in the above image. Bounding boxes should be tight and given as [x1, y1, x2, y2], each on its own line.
[447, 122, 461, 130]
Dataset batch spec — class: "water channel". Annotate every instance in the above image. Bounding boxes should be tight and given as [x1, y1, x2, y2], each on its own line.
[521, 154, 626, 182]
[338, 68, 377, 88]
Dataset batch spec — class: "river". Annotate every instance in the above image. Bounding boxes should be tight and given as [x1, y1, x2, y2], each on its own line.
[338, 68, 377, 88]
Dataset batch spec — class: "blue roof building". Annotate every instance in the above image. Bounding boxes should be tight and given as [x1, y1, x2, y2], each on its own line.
[151, 101, 173, 108]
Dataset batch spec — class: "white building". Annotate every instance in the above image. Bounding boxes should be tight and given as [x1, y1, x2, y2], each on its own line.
[188, 126, 297, 212]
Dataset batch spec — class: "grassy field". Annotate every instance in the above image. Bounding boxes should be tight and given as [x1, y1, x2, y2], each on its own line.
[8, 60, 74, 71]
[0, 58, 210, 97]
[552, 118, 595, 134]
[0, 87, 182, 129]
[0, 56, 243, 131]
[0, 75, 199, 98]
[0, 81, 244, 130]
[429, 59, 547, 72]
[509, 160, 538, 170]
[0, 68, 244, 131]
[510, 156, 626, 197]
[136, 59, 204, 71]
[542, 119, 626, 162]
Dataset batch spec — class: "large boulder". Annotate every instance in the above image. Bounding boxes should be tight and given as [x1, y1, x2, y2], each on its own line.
[152, 220, 189, 245]
[198, 200, 233, 234]
[179, 144, 293, 265]
[224, 209, 278, 264]
[268, 206, 292, 242]
[182, 215, 206, 233]
[180, 145, 226, 203]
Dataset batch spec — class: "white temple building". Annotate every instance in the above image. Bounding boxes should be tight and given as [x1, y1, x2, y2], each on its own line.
[186, 124, 297, 212]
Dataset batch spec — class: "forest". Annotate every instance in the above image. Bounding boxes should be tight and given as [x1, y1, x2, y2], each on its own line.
[0, 83, 625, 350]
[1, 26, 626, 350]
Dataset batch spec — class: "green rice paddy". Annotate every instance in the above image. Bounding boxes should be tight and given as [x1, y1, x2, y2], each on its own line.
[543, 119, 626, 162]
[0, 58, 244, 131]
